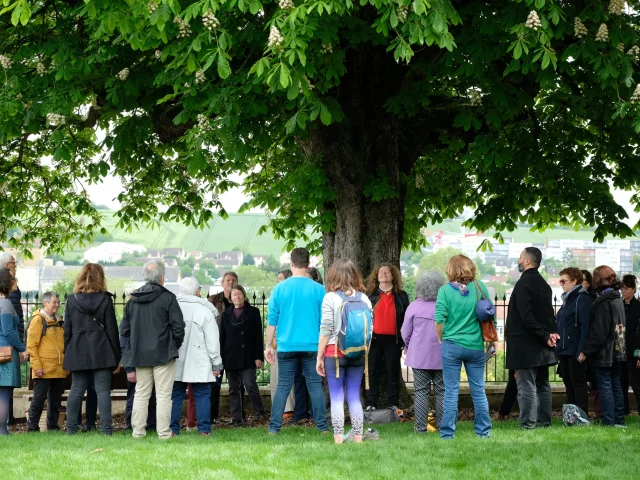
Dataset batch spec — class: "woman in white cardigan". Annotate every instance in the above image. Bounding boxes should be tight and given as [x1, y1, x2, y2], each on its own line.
[170, 277, 223, 436]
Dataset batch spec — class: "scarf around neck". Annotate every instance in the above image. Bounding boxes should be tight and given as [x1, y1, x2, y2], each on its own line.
[449, 282, 469, 296]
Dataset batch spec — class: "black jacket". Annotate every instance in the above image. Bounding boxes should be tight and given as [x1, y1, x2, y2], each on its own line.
[624, 296, 640, 360]
[120, 283, 185, 368]
[63, 292, 121, 371]
[555, 287, 593, 358]
[582, 290, 626, 367]
[9, 287, 24, 341]
[505, 268, 557, 370]
[219, 303, 264, 371]
[369, 288, 410, 346]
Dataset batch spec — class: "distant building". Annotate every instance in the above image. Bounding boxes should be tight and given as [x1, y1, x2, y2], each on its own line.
[204, 252, 219, 260]
[213, 257, 240, 267]
[187, 251, 203, 260]
[253, 255, 268, 266]
[219, 251, 243, 264]
[165, 258, 178, 267]
[147, 250, 160, 258]
[84, 242, 146, 264]
[280, 252, 291, 266]
[620, 249, 633, 275]
[161, 248, 185, 259]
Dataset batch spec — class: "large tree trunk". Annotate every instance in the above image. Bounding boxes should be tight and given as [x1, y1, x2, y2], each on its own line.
[300, 45, 412, 275]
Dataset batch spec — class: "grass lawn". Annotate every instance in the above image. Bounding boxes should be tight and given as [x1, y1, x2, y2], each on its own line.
[3, 417, 639, 479]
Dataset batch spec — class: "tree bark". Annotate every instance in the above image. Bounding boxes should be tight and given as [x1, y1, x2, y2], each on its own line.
[300, 44, 412, 275]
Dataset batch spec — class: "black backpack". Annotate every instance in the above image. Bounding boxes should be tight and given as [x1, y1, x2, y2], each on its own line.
[25, 313, 63, 340]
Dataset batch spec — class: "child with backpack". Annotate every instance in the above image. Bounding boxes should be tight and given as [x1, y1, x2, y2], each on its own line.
[316, 259, 373, 444]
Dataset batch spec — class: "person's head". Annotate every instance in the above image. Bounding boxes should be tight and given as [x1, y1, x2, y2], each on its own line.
[42, 292, 61, 316]
[277, 269, 292, 283]
[231, 285, 247, 307]
[290, 247, 311, 271]
[445, 255, 476, 285]
[559, 267, 583, 294]
[325, 259, 366, 294]
[179, 277, 200, 297]
[581, 270, 593, 291]
[222, 272, 238, 294]
[143, 259, 166, 286]
[74, 263, 107, 294]
[518, 247, 542, 273]
[0, 252, 16, 276]
[306, 267, 323, 285]
[0, 269, 17, 297]
[416, 271, 446, 301]
[621, 274, 637, 302]
[592, 265, 621, 293]
[366, 264, 404, 293]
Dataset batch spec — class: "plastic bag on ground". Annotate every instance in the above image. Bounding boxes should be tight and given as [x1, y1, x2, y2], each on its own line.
[562, 404, 590, 427]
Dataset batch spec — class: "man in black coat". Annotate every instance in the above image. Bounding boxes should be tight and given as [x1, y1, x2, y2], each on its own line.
[506, 247, 559, 429]
[120, 260, 185, 439]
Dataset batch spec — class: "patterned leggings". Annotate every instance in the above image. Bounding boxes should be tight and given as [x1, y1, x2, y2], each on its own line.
[324, 356, 364, 436]
[413, 369, 444, 432]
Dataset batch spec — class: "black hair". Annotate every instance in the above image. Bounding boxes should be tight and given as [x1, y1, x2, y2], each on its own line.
[523, 247, 542, 267]
[278, 269, 292, 279]
[0, 269, 14, 297]
[306, 267, 324, 285]
[622, 274, 637, 290]
[290, 247, 310, 268]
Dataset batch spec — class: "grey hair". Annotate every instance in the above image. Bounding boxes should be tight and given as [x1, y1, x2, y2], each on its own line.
[143, 259, 166, 285]
[42, 292, 60, 304]
[0, 252, 14, 268]
[179, 277, 200, 296]
[415, 271, 446, 301]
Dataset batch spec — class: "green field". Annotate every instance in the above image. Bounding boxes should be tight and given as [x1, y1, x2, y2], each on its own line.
[66, 211, 618, 260]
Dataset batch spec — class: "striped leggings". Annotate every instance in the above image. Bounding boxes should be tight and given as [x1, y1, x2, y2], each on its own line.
[413, 369, 444, 432]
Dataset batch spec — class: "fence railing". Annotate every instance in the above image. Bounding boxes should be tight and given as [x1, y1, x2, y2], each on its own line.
[17, 292, 565, 388]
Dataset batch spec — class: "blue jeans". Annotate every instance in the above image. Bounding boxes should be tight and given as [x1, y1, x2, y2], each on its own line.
[595, 363, 625, 426]
[0, 387, 12, 435]
[171, 381, 212, 435]
[440, 340, 491, 439]
[268, 351, 328, 434]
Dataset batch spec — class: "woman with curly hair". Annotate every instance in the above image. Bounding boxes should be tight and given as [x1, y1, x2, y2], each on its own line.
[364, 264, 410, 409]
[578, 266, 626, 426]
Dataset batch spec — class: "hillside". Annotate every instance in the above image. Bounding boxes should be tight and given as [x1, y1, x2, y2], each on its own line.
[66, 211, 615, 259]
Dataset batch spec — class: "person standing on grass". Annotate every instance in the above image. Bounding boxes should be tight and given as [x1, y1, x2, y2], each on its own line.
[0, 252, 24, 430]
[435, 255, 494, 439]
[582, 269, 601, 420]
[364, 264, 410, 410]
[316, 259, 372, 444]
[555, 267, 592, 416]
[578, 266, 626, 427]
[64, 264, 121, 436]
[0, 270, 28, 436]
[402, 271, 446, 433]
[220, 285, 267, 425]
[170, 277, 222, 437]
[207, 271, 239, 425]
[120, 259, 185, 440]
[505, 247, 558, 430]
[26, 292, 66, 432]
[619, 274, 640, 416]
[265, 247, 329, 435]
[269, 270, 296, 422]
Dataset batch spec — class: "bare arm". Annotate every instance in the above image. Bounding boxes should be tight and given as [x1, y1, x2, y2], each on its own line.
[265, 325, 276, 364]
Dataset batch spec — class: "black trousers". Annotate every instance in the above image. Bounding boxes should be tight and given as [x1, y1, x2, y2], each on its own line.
[126, 380, 156, 429]
[498, 370, 518, 416]
[27, 378, 66, 431]
[365, 334, 402, 408]
[558, 355, 589, 415]
[227, 369, 265, 421]
[619, 359, 640, 415]
[211, 374, 222, 421]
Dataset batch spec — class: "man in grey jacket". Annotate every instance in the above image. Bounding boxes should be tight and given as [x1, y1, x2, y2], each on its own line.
[120, 260, 185, 440]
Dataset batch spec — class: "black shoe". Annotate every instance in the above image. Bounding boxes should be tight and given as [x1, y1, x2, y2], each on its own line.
[228, 419, 244, 426]
[256, 413, 268, 420]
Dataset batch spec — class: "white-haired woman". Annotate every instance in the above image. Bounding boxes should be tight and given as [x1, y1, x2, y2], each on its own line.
[170, 277, 223, 436]
[401, 271, 446, 433]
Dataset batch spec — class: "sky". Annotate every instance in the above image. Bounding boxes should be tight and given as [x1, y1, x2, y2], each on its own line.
[86, 172, 640, 227]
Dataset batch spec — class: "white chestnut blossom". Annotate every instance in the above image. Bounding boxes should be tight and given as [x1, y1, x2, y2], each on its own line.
[268, 26, 284, 48]
[525, 11, 542, 30]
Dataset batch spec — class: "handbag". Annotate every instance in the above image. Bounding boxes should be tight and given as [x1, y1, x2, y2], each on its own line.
[473, 281, 499, 342]
[0, 345, 13, 364]
[364, 407, 399, 425]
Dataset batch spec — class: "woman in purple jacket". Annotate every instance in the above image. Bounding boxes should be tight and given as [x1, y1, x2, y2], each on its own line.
[401, 271, 446, 432]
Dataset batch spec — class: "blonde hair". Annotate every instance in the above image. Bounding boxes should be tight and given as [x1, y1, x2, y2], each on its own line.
[445, 255, 476, 284]
[74, 263, 108, 294]
[326, 259, 366, 293]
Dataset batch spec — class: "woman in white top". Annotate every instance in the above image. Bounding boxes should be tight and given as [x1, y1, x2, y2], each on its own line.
[316, 259, 372, 444]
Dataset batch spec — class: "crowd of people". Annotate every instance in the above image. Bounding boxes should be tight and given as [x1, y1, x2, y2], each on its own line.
[0, 246, 638, 439]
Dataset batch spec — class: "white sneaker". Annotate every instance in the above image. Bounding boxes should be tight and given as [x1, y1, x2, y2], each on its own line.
[186, 426, 197, 432]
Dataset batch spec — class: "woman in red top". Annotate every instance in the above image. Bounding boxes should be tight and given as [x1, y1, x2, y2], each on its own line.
[365, 264, 410, 409]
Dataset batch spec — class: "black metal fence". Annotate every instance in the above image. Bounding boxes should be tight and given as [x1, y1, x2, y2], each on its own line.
[18, 292, 565, 389]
